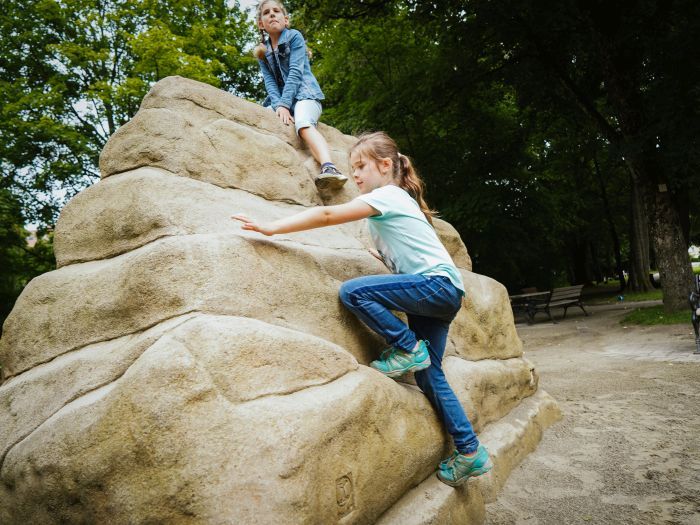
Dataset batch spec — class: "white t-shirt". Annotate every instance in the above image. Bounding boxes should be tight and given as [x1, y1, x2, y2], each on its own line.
[356, 184, 465, 292]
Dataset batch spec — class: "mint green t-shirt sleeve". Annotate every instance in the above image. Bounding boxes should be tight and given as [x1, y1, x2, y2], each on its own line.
[356, 190, 394, 218]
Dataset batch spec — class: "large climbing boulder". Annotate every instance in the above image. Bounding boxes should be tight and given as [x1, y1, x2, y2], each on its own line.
[0, 76, 560, 524]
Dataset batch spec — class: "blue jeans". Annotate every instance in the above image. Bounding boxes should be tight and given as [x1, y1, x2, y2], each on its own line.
[339, 274, 479, 453]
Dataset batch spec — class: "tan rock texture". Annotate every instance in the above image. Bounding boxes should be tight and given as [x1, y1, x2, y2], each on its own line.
[0, 76, 558, 524]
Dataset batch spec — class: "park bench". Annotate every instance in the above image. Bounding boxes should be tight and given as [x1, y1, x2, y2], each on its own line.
[509, 290, 550, 324]
[530, 284, 588, 323]
[510, 284, 588, 324]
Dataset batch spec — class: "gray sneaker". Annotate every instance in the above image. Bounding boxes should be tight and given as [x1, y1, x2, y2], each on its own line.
[315, 164, 348, 190]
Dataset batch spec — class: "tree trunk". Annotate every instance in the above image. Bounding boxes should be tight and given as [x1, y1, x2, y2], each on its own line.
[590, 241, 604, 284]
[571, 236, 590, 285]
[628, 177, 653, 292]
[592, 156, 626, 291]
[591, 30, 690, 309]
[649, 185, 695, 312]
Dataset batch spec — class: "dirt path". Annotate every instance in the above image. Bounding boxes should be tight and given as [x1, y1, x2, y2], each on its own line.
[485, 303, 700, 525]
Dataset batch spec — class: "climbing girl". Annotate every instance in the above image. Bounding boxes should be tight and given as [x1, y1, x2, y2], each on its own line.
[254, 0, 347, 190]
[232, 131, 492, 486]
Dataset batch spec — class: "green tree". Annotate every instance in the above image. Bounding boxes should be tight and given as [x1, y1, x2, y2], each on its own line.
[293, 0, 699, 310]
[0, 0, 261, 226]
[415, 0, 700, 309]
[0, 189, 54, 331]
[287, 2, 616, 290]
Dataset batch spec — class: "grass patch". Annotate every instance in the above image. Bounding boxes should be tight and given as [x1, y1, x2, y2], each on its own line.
[616, 289, 663, 302]
[586, 288, 662, 305]
[620, 305, 691, 325]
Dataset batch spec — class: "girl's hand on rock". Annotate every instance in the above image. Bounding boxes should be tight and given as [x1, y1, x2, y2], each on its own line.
[231, 213, 277, 236]
[369, 248, 390, 270]
[368, 248, 383, 262]
[275, 106, 294, 125]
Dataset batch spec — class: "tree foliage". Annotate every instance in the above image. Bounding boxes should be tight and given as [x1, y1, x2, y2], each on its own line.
[2, 0, 698, 313]
[0, 0, 263, 325]
[289, 0, 700, 304]
[0, 190, 53, 332]
[0, 0, 260, 225]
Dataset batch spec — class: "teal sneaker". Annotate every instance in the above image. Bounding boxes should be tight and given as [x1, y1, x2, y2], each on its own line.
[438, 450, 460, 472]
[378, 347, 395, 360]
[437, 444, 493, 486]
[370, 340, 431, 378]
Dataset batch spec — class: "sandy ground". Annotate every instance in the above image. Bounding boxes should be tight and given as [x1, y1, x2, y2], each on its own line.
[485, 302, 700, 525]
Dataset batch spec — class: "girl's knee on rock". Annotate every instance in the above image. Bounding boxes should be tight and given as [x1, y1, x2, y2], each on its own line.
[339, 278, 369, 307]
[338, 281, 355, 308]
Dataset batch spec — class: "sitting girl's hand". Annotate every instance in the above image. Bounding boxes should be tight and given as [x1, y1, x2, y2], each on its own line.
[275, 106, 294, 125]
[231, 213, 277, 236]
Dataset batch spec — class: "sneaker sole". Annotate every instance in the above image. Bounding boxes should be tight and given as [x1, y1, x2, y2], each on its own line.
[372, 359, 431, 378]
[315, 176, 348, 190]
[436, 458, 493, 487]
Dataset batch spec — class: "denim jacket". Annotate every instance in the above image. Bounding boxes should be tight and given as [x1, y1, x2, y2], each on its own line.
[258, 28, 324, 110]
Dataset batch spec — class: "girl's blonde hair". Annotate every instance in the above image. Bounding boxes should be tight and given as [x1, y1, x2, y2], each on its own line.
[253, 0, 288, 60]
[350, 131, 437, 224]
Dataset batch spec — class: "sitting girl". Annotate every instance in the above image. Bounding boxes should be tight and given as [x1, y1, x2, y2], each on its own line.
[254, 0, 347, 190]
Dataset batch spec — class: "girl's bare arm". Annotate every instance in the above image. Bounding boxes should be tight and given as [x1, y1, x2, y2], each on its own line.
[232, 199, 377, 236]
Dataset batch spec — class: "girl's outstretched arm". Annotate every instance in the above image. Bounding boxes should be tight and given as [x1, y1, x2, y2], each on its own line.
[232, 199, 377, 236]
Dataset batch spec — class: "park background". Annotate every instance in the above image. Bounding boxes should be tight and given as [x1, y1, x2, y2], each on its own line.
[1, 0, 699, 329]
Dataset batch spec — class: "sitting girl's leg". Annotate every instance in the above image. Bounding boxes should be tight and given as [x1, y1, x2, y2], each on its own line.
[294, 100, 346, 189]
[298, 126, 332, 165]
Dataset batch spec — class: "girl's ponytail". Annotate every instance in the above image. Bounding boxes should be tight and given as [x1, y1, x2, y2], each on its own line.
[253, 29, 267, 60]
[397, 153, 436, 225]
[350, 132, 437, 225]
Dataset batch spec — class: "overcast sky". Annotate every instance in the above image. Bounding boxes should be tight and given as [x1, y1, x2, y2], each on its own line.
[235, 0, 258, 15]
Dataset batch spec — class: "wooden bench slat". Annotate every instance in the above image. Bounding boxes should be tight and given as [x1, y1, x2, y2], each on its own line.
[552, 293, 581, 301]
[546, 300, 581, 308]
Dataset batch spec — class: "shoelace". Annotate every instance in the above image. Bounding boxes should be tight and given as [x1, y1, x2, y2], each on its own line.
[440, 450, 460, 470]
[320, 165, 342, 176]
[379, 347, 396, 361]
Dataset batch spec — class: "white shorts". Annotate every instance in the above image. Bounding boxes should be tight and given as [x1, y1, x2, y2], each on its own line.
[292, 99, 322, 135]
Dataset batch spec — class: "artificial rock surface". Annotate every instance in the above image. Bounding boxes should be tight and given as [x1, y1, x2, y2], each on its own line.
[0, 76, 559, 524]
